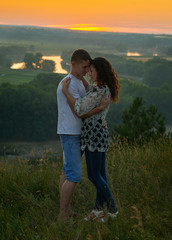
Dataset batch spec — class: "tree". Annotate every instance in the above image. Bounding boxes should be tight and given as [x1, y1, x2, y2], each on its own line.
[23, 53, 35, 69]
[166, 46, 172, 56]
[40, 60, 56, 72]
[143, 64, 172, 88]
[143, 57, 172, 88]
[113, 97, 166, 144]
[0, 76, 59, 141]
[23, 53, 56, 72]
[34, 52, 43, 69]
[0, 53, 12, 68]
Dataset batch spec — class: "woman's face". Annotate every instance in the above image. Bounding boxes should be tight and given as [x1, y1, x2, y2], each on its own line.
[88, 65, 97, 83]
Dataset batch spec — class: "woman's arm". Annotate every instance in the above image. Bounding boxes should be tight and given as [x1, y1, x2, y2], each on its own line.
[62, 78, 110, 118]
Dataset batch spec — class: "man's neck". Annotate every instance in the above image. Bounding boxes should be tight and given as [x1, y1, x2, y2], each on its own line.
[70, 70, 82, 80]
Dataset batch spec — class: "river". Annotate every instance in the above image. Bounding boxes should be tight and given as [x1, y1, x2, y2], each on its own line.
[11, 55, 68, 74]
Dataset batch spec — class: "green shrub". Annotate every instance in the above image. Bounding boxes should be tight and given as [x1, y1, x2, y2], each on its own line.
[113, 97, 166, 144]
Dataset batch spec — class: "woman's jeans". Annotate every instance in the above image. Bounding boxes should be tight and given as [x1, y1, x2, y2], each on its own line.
[85, 148, 118, 213]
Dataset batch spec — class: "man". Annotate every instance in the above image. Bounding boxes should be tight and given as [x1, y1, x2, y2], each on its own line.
[57, 49, 108, 221]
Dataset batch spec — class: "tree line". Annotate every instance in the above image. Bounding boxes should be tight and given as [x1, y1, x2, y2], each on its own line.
[23, 52, 56, 71]
[0, 73, 171, 141]
[0, 73, 61, 141]
[61, 51, 172, 88]
[0, 45, 28, 65]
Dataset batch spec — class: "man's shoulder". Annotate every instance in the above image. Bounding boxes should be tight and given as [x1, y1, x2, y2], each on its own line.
[57, 74, 70, 89]
[69, 76, 83, 90]
[61, 74, 71, 82]
[69, 75, 80, 85]
[58, 74, 78, 87]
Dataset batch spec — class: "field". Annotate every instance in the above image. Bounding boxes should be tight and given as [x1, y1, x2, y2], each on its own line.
[0, 68, 141, 86]
[126, 56, 172, 62]
[0, 36, 119, 57]
[0, 138, 171, 240]
[0, 39, 69, 56]
[0, 69, 41, 85]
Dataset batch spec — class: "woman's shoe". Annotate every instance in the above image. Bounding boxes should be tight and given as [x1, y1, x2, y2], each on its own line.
[101, 211, 119, 223]
[84, 210, 104, 221]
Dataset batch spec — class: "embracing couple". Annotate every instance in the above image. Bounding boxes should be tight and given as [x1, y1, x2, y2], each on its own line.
[57, 49, 120, 222]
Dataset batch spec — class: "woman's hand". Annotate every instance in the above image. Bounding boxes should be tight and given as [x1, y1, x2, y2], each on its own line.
[99, 94, 111, 111]
[62, 77, 71, 94]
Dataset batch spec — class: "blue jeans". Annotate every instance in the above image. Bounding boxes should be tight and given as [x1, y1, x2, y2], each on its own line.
[85, 148, 118, 213]
[60, 134, 82, 182]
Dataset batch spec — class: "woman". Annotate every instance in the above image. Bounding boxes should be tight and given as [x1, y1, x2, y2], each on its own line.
[62, 57, 120, 222]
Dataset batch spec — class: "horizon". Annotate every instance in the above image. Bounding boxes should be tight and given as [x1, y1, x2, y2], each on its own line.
[1, 23, 172, 36]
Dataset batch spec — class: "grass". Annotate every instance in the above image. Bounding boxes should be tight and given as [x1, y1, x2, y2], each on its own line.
[0, 68, 40, 85]
[0, 138, 171, 240]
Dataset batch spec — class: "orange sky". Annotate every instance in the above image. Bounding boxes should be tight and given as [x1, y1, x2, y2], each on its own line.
[0, 0, 172, 34]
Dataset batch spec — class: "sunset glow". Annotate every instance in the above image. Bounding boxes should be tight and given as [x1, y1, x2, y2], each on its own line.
[43, 24, 172, 34]
[69, 24, 106, 32]
[1, 0, 172, 34]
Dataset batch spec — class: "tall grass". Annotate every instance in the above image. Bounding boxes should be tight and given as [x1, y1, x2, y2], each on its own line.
[0, 138, 171, 240]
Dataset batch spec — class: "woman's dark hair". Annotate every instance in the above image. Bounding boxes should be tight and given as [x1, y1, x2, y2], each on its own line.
[90, 57, 120, 102]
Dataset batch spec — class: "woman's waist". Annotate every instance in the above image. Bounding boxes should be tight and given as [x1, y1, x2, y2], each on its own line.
[82, 116, 106, 123]
[81, 124, 109, 134]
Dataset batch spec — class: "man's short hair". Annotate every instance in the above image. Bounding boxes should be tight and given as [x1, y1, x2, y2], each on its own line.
[71, 49, 92, 63]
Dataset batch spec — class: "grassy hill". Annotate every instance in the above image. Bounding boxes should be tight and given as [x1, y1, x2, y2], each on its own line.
[0, 138, 171, 240]
[0, 69, 41, 85]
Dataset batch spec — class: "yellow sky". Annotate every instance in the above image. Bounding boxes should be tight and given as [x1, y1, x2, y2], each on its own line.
[0, 0, 172, 34]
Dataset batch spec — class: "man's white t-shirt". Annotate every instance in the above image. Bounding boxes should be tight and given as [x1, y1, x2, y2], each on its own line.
[57, 73, 86, 134]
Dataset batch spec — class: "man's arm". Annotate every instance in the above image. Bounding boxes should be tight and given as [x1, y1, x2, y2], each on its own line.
[63, 90, 108, 118]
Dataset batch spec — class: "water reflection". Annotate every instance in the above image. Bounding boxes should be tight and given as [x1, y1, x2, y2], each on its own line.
[11, 62, 25, 69]
[127, 52, 159, 57]
[127, 52, 142, 56]
[11, 56, 68, 74]
[42, 56, 67, 73]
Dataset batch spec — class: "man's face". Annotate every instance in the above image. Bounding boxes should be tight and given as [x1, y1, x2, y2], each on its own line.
[73, 60, 90, 78]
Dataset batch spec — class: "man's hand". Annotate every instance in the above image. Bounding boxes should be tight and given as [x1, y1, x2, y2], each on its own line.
[62, 77, 71, 94]
[99, 94, 111, 111]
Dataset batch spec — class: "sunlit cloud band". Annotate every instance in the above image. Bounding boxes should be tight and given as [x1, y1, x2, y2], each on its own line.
[42, 24, 172, 34]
